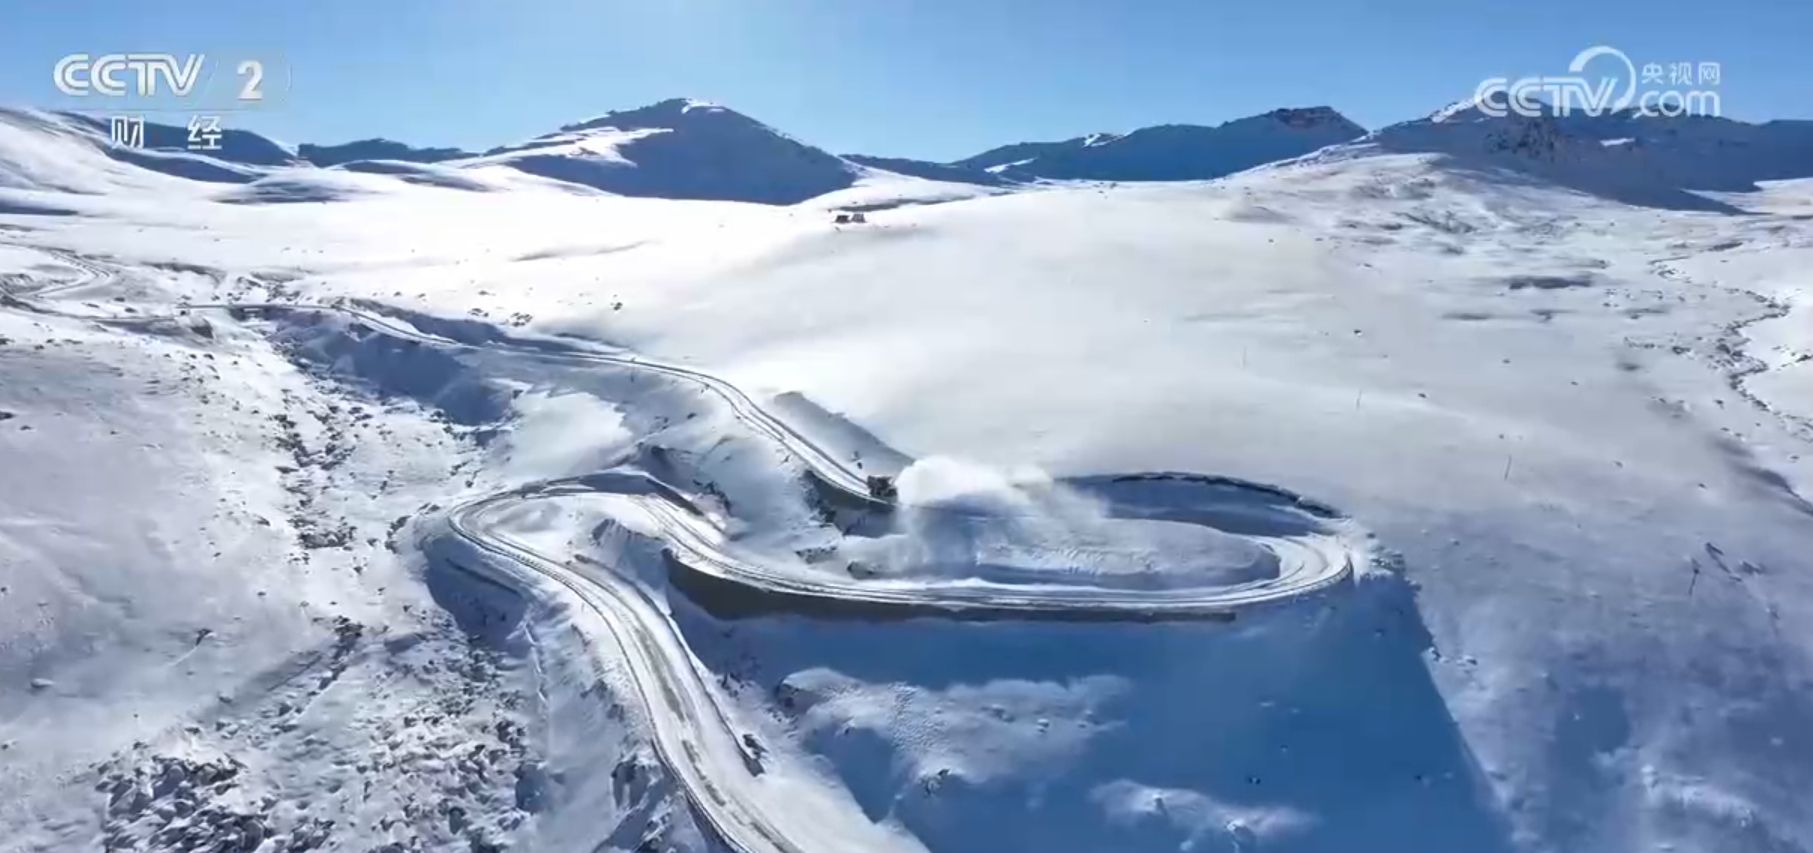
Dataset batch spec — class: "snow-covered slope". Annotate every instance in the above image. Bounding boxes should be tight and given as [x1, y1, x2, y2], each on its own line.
[2, 111, 307, 188]
[312, 155, 1809, 853]
[61, 114, 303, 169]
[0, 109, 255, 194]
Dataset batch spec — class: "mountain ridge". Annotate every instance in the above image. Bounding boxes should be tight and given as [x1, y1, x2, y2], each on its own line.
[961, 107, 1366, 182]
[7, 98, 1813, 208]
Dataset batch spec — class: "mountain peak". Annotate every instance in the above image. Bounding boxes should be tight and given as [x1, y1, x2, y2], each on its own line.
[1264, 106, 1352, 128]
[471, 98, 857, 204]
[562, 98, 748, 133]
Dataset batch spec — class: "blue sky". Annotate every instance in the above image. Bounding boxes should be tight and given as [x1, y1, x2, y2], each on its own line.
[2, 0, 1808, 160]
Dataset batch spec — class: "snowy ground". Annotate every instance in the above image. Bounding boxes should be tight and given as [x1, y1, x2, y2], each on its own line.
[0, 289, 549, 850]
[3, 107, 1812, 853]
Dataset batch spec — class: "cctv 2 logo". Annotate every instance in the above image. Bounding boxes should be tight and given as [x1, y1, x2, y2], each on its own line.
[54, 54, 271, 103]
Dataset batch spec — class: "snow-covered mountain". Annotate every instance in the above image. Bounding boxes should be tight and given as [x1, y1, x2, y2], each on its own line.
[0, 104, 901, 205]
[1330, 103, 1813, 210]
[456, 98, 863, 204]
[15, 98, 1813, 211]
[954, 132, 1124, 174]
[954, 108, 1366, 182]
[840, 154, 1012, 187]
[297, 138, 475, 167]
[1, 100, 1377, 205]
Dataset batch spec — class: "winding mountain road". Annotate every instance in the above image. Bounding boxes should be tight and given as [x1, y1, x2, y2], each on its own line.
[1, 251, 1363, 853]
[319, 303, 1360, 853]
